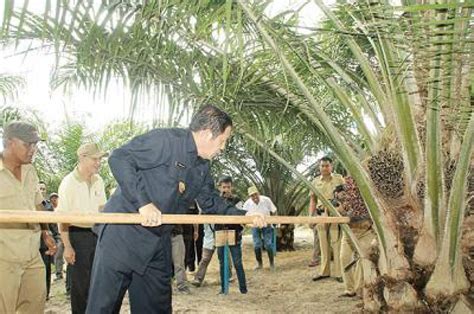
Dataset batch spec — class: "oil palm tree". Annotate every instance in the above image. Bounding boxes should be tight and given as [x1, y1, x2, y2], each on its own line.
[236, 0, 473, 311]
[0, 74, 24, 103]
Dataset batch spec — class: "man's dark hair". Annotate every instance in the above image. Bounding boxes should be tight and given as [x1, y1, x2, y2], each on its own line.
[189, 105, 233, 138]
[320, 156, 333, 164]
[218, 175, 233, 185]
[38, 180, 46, 185]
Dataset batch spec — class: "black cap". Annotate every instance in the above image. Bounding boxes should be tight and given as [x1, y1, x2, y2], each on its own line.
[3, 121, 42, 143]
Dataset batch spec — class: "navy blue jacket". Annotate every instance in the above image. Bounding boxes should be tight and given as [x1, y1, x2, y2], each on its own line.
[97, 128, 245, 274]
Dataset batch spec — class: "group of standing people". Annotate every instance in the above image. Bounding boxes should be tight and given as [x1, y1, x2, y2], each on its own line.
[175, 175, 279, 296]
[1, 105, 373, 313]
[0, 105, 268, 314]
[2, 134, 108, 314]
[191, 176, 278, 295]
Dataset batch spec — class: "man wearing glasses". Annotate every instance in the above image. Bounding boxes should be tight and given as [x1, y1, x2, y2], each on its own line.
[57, 143, 107, 314]
[0, 121, 56, 314]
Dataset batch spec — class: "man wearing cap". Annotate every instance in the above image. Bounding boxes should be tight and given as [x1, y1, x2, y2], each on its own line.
[0, 121, 57, 314]
[243, 186, 277, 270]
[57, 143, 107, 314]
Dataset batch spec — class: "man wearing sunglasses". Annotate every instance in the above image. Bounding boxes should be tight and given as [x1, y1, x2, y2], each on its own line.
[0, 121, 56, 314]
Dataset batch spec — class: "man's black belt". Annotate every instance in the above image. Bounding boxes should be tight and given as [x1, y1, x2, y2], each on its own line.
[69, 226, 93, 232]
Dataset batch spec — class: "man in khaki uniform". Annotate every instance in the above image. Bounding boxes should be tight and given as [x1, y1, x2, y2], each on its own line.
[335, 177, 377, 297]
[310, 156, 345, 282]
[58, 143, 107, 314]
[0, 121, 56, 314]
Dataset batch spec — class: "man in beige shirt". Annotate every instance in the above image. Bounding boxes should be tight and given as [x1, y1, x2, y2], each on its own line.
[0, 121, 56, 314]
[58, 143, 107, 314]
[309, 156, 345, 282]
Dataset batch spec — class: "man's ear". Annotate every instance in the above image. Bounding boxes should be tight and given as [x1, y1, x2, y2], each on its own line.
[6, 138, 15, 148]
[204, 129, 214, 140]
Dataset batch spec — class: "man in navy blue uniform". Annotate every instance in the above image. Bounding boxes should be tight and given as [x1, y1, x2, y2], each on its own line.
[86, 105, 264, 314]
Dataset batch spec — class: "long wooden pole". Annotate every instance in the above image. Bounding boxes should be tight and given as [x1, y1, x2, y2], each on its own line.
[0, 210, 349, 225]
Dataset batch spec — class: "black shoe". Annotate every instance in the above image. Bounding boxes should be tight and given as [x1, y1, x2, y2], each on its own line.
[267, 250, 274, 270]
[338, 292, 356, 298]
[254, 248, 263, 268]
[335, 277, 343, 283]
[312, 275, 329, 282]
[191, 279, 202, 287]
[177, 286, 191, 295]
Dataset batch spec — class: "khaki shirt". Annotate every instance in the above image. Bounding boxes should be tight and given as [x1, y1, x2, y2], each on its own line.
[57, 167, 106, 228]
[0, 157, 43, 263]
[311, 174, 345, 209]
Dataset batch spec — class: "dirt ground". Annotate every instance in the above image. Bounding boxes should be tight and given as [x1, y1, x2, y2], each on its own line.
[45, 226, 362, 313]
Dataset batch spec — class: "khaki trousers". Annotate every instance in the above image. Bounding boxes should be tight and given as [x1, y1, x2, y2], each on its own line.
[311, 227, 320, 262]
[194, 248, 215, 283]
[316, 223, 341, 277]
[0, 252, 46, 314]
[171, 234, 187, 290]
[340, 226, 376, 294]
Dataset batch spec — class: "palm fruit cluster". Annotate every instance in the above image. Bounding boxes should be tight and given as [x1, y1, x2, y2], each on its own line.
[338, 176, 368, 219]
[367, 149, 405, 199]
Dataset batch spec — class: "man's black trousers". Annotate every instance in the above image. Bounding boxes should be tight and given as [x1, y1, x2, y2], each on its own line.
[69, 226, 97, 314]
[86, 229, 172, 314]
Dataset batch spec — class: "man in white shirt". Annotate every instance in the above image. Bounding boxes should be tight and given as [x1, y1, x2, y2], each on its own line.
[57, 143, 107, 314]
[243, 186, 277, 270]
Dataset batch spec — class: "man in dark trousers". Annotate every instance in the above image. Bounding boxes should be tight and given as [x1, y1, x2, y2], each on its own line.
[215, 176, 247, 294]
[58, 143, 108, 314]
[86, 105, 265, 314]
[183, 207, 198, 272]
[38, 181, 59, 301]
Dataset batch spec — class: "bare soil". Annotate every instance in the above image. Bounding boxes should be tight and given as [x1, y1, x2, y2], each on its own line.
[45, 226, 361, 313]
